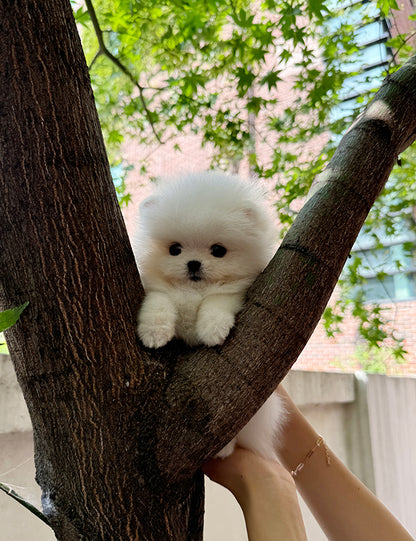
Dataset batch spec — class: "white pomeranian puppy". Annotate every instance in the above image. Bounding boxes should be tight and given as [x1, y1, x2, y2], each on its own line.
[133, 171, 286, 459]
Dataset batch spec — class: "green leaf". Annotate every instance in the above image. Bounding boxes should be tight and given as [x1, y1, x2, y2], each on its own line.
[376, 0, 399, 17]
[235, 67, 256, 97]
[73, 6, 90, 27]
[0, 333, 9, 354]
[386, 34, 407, 50]
[307, 0, 329, 20]
[0, 302, 29, 333]
[260, 70, 282, 90]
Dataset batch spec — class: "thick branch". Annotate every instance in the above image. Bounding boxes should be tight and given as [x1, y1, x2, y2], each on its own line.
[0, 2, 198, 538]
[154, 54, 416, 482]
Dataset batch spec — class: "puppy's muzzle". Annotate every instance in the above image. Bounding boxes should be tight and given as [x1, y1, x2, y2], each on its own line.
[187, 260, 202, 282]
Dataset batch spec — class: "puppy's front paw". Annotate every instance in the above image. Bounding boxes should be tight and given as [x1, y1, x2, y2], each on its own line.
[138, 292, 176, 348]
[196, 311, 235, 347]
[138, 320, 175, 348]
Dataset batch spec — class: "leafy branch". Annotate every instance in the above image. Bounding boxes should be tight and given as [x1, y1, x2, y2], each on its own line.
[387, 30, 416, 70]
[84, 0, 163, 144]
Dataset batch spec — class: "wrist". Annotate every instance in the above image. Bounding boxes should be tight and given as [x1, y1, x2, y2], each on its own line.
[276, 388, 321, 473]
[228, 454, 286, 509]
[241, 468, 307, 541]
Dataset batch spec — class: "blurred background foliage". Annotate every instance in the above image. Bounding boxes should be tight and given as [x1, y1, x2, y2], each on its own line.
[69, 0, 416, 366]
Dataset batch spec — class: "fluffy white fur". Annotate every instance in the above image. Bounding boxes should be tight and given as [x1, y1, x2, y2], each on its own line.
[133, 171, 286, 459]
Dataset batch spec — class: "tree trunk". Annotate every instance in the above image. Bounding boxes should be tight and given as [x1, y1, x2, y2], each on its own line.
[1, 1, 416, 539]
[0, 2, 204, 539]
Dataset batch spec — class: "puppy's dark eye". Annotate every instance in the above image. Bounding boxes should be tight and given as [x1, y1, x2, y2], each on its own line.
[169, 243, 182, 256]
[211, 244, 227, 258]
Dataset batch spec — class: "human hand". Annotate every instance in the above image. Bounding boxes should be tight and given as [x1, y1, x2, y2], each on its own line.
[203, 447, 293, 505]
[203, 448, 307, 541]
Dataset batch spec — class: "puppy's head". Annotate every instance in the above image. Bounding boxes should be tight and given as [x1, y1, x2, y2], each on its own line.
[134, 172, 276, 288]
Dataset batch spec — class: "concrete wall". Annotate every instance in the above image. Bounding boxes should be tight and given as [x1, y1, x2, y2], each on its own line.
[0, 354, 54, 540]
[367, 375, 416, 535]
[1, 353, 415, 540]
[0, 432, 53, 541]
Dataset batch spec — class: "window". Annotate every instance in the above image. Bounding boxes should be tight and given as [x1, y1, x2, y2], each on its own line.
[352, 214, 416, 303]
[328, 1, 393, 123]
[354, 243, 416, 302]
[328, 4, 416, 304]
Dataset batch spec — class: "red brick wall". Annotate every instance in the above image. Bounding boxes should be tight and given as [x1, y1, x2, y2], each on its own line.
[296, 300, 416, 374]
[390, 1, 416, 39]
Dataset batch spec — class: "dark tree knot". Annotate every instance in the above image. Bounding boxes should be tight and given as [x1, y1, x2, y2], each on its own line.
[360, 118, 392, 143]
[279, 242, 323, 265]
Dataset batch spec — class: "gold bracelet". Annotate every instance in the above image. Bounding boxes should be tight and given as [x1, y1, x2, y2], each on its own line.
[291, 436, 331, 478]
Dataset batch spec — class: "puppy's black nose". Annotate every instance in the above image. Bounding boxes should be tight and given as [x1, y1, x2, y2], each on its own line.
[187, 260, 201, 273]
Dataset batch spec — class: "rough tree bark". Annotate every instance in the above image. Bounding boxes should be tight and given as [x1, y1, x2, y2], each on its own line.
[0, 1, 416, 539]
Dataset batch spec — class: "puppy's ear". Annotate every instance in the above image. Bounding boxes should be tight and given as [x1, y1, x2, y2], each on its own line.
[242, 204, 257, 221]
[240, 202, 267, 230]
[139, 195, 158, 217]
